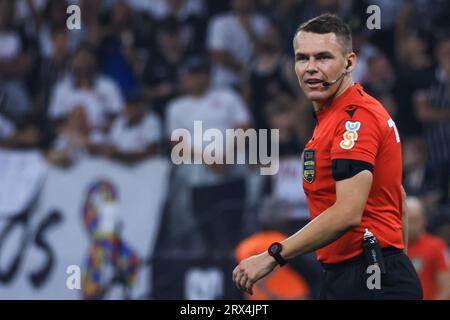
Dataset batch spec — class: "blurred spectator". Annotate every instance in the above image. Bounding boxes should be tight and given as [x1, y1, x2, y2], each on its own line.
[0, 0, 32, 124]
[413, 36, 450, 204]
[366, 0, 405, 60]
[265, 95, 305, 161]
[263, 95, 313, 232]
[48, 44, 124, 138]
[0, 0, 46, 152]
[45, 105, 90, 166]
[402, 136, 427, 195]
[73, 0, 106, 50]
[407, 197, 450, 300]
[95, 94, 161, 164]
[394, 32, 434, 136]
[430, 210, 450, 256]
[0, 113, 15, 142]
[133, 0, 205, 21]
[249, 0, 303, 54]
[0, 115, 41, 150]
[163, 56, 251, 251]
[15, 0, 47, 23]
[99, 0, 139, 99]
[349, 26, 379, 84]
[160, 0, 208, 54]
[34, 0, 73, 59]
[242, 21, 299, 131]
[235, 198, 310, 300]
[362, 53, 398, 117]
[402, 136, 441, 210]
[128, 0, 207, 54]
[142, 17, 189, 119]
[297, 0, 352, 24]
[207, 0, 269, 88]
[399, 0, 450, 42]
[35, 25, 70, 117]
[166, 56, 252, 181]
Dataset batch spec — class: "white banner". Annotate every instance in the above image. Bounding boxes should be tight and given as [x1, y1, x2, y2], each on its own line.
[0, 150, 48, 217]
[0, 156, 170, 299]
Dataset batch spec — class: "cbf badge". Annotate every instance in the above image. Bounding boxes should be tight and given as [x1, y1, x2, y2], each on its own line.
[303, 149, 316, 183]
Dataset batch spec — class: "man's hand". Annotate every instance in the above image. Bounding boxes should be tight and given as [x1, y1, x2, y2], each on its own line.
[232, 252, 278, 295]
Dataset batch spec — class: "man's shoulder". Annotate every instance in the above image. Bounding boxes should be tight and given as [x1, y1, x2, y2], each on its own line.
[143, 112, 161, 127]
[167, 96, 193, 116]
[209, 87, 240, 100]
[332, 102, 384, 124]
[95, 75, 120, 92]
[210, 13, 267, 29]
[207, 88, 247, 111]
[209, 12, 235, 26]
[53, 76, 72, 92]
[336, 86, 391, 123]
[360, 86, 391, 114]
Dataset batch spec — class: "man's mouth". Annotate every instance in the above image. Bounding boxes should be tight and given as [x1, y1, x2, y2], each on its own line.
[304, 78, 324, 89]
[305, 79, 323, 84]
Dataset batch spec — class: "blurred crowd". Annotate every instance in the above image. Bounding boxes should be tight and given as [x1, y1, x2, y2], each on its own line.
[0, 0, 450, 299]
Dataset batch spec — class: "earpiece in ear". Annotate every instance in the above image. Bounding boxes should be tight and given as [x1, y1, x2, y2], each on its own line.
[346, 60, 352, 69]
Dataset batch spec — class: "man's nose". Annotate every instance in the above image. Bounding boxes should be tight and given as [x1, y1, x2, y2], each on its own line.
[306, 58, 318, 74]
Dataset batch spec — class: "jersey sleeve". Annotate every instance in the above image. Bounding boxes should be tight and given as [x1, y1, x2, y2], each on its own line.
[330, 106, 383, 166]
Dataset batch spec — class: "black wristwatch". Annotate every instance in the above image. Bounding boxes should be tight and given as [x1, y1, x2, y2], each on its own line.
[268, 242, 287, 266]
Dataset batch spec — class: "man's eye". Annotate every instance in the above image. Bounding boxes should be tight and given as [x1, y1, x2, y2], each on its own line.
[296, 56, 307, 62]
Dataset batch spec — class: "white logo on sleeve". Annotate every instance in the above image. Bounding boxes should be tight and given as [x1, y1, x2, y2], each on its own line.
[339, 121, 361, 150]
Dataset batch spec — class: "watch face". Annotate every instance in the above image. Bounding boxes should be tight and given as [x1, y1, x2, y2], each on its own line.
[269, 243, 282, 255]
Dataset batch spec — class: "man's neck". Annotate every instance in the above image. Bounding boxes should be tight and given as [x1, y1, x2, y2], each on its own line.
[76, 77, 94, 89]
[312, 77, 354, 112]
[190, 87, 209, 98]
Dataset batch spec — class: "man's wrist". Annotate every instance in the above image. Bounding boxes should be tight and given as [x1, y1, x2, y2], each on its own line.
[267, 242, 288, 266]
[263, 252, 279, 269]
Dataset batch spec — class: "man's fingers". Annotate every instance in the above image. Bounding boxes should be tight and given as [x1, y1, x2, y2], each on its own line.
[233, 266, 245, 291]
[232, 263, 254, 294]
[239, 273, 248, 292]
[232, 267, 238, 283]
[232, 266, 243, 282]
[244, 277, 254, 295]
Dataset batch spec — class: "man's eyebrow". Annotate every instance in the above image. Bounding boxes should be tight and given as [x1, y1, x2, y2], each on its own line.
[295, 51, 335, 57]
[315, 51, 334, 57]
[295, 51, 334, 59]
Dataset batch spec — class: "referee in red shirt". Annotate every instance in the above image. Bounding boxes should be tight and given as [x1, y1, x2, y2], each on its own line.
[233, 14, 423, 299]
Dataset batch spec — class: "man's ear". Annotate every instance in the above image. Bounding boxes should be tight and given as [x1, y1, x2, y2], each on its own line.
[346, 53, 357, 72]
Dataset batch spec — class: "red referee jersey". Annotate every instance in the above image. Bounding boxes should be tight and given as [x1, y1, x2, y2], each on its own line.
[302, 83, 404, 264]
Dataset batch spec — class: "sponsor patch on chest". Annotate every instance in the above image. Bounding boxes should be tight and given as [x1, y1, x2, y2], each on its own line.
[303, 149, 316, 183]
